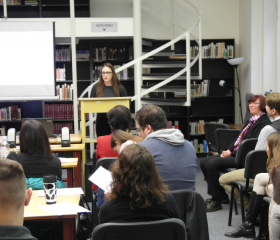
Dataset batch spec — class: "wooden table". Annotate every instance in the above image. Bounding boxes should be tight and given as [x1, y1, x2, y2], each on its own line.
[228, 124, 243, 130]
[61, 158, 78, 188]
[51, 144, 85, 188]
[0, 134, 82, 145]
[24, 190, 80, 240]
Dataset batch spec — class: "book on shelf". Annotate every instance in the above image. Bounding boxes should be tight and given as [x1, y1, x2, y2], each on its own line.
[76, 50, 90, 60]
[114, 65, 121, 79]
[53, 122, 73, 135]
[56, 67, 66, 81]
[189, 120, 205, 135]
[93, 46, 131, 61]
[0, 126, 6, 136]
[0, 105, 21, 121]
[190, 139, 208, 153]
[56, 84, 73, 100]
[56, 47, 71, 61]
[203, 79, 210, 96]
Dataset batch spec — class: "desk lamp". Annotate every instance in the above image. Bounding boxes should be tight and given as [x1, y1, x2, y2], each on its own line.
[227, 57, 244, 123]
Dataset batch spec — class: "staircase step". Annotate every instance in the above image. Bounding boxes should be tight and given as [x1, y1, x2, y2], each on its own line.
[142, 85, 198, 90]
[142, 50, 175, 57]
[143, 73, 198, 76]
[141, 97, 186, 103]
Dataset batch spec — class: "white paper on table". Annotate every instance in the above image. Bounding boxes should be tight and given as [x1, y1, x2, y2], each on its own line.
[59, 157, 75, 163]
[37, 187, 84, 197]
[38, 201, 90, 216]
[88, 166, 112, 192]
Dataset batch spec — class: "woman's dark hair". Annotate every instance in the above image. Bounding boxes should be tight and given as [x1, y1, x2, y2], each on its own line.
[247, 94, 266, 112]
[109, 144, 168, 208]
[135, 105, 168, 131]
[19, 120, 52, 158]
[110, 130, 143, 148]
[96, 63, 126, 97]
[266, 132, 280, 184]
[107, 105, 132, 132]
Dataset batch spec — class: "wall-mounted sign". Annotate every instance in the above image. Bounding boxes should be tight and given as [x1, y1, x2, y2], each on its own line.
[91, 22, 118, 32]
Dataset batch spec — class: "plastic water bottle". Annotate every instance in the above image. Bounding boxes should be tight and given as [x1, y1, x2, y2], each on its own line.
[1, 136, 10, 159]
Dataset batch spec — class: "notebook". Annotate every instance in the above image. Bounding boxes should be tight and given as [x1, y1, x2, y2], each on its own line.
[21, 118, 54, 137]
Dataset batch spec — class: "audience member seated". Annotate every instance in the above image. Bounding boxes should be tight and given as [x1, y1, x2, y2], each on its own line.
[0, 158, 36, 240]
[224, 132, 280, 240]
[98, 144, 179, 224]
[92, 105, 132, 193]
[135, 105, 197, 191]
[96, 130, 143, 207]
[219, 93, 280, 209]
[7, 119, 63, 190]
[200, 95, 271, 212]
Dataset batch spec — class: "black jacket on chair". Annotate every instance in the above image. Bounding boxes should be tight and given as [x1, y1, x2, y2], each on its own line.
[227, 114, 270, 156]
[170, 189, 209, 240]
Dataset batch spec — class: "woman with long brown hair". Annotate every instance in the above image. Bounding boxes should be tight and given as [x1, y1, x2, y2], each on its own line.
[90, 63, 127, 137]
[98, 144, 179, 224]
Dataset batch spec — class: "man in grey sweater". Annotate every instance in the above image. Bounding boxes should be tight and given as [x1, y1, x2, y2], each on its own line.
[135, 105, 197, 190]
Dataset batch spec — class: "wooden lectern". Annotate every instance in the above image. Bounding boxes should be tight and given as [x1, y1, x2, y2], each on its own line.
[78, 97, 131, 190]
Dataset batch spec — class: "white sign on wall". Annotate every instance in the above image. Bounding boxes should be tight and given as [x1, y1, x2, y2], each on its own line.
[91, 22, 118, 32]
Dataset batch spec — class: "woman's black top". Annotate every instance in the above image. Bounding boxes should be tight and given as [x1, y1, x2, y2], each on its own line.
[7, 152, 62, 179]
[98, 192, 179, 224]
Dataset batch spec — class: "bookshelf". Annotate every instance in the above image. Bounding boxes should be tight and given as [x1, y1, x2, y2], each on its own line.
[0, 0, 90, 18]
[141, 38, 235, 155]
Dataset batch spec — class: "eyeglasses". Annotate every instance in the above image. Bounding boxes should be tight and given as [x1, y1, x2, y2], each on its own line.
[249, 102, 260, 106]
[135, 125, 145, 133]
[101, 72, 112, 75]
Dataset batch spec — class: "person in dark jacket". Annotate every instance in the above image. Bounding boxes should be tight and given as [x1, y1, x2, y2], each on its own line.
[200, 95, 271, 212]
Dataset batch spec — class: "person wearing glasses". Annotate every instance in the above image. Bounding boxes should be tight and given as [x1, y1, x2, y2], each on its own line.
[200, 95, 271, 212]
[135, 105, 197, 191]
[90, 63, 127, 137]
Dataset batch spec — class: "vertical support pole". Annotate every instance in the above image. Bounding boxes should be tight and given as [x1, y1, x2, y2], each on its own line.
[133, 0, 142, 112]
[69, 0, 78, 134]
[170, 0, 175, 50]
[186, 32, 191, 106]
[198, 12, 202, 79]
[3, 0, 7, 18]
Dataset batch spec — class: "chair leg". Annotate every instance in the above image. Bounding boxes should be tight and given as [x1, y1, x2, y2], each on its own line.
[239, 189, 245, 222]
[233, 198, 238, 215]
[228, 186, 235, 226]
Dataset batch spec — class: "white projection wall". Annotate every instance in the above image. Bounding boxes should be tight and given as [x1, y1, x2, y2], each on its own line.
[0, 21, 57, 100]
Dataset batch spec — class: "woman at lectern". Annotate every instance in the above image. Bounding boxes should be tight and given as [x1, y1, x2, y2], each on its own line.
[90, 63, 127, 137]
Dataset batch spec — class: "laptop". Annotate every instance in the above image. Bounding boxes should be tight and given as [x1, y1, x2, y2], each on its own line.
[21, 118, 54, 137]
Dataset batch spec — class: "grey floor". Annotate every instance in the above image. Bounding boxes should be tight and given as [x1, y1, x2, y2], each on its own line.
[196, 158, 259, 240]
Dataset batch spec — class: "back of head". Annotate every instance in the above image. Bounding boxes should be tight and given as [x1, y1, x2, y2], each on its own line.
[0, 159, 26, 211]
[135, 105, 168, 131]
[107, 105, 132, 132]
[110, 130, 143, 148]
[110, 144, 167, 208]
[20, 120, 52, 157]
[266, 93, 280, 114]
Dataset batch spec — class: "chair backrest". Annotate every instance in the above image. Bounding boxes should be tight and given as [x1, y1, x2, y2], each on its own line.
[170, 189, 209, 240]
[91, 218, 186, 240]
[235, 138, 258, 168]
[95, 157, 117, 171]
[244, 93, 254, 123]
[215, 128, 240, 153]
[244, 150, 267, 189]
[204, 123, 230, 152]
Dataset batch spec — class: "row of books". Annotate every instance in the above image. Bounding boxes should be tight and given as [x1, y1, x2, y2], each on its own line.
[190, 139, 208, 153]
[93, 65, 134, 80]
[76, 50, 90, 60]
[174, 79, 210, 98]
[56, 84, 73, 100]
[0, 105, 22, 121]
[167, 121, 179, 129]
[0, 0, 20, 5]
[189, 119, 224, 135]
[93, 46, 133, 61]
[45, 104, 73, 120]
[53, 122, 73, 135]
[55, 68, 66, 81]
[56, 47, 71, 62]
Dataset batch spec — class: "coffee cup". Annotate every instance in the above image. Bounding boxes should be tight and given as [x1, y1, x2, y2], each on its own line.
[43, 174, 57, 204]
